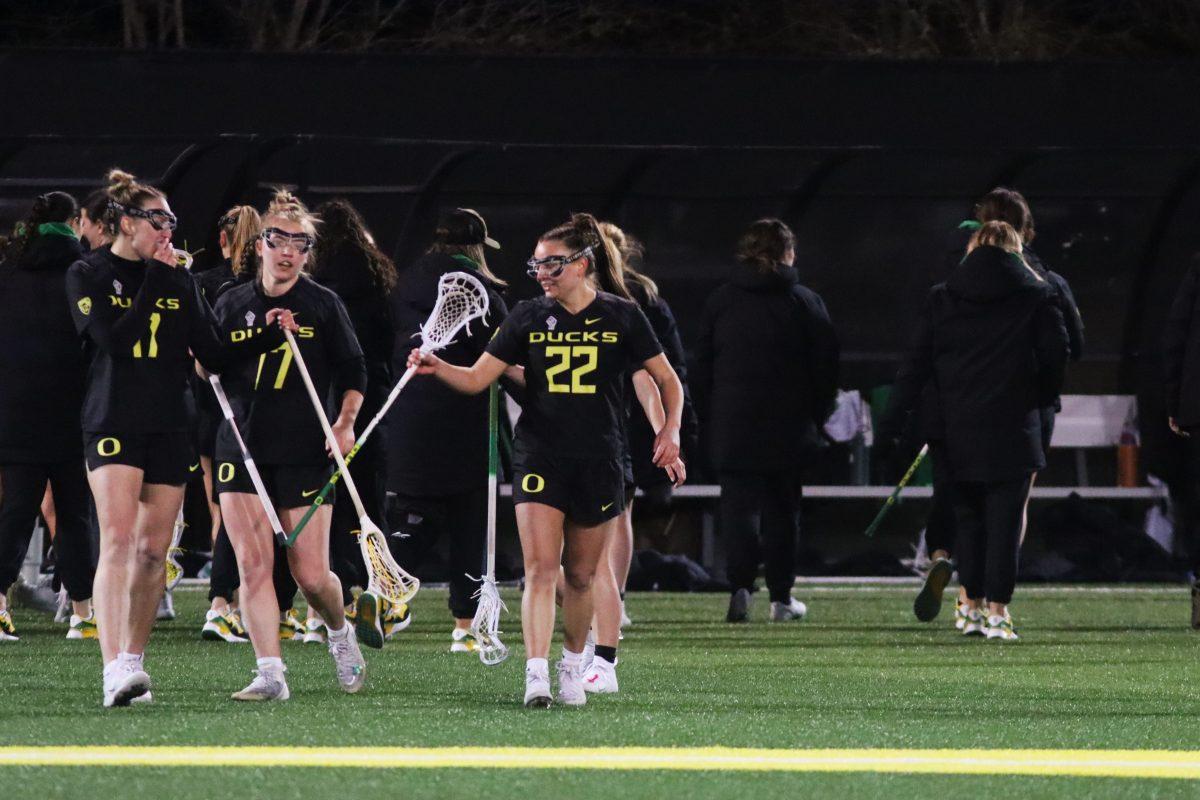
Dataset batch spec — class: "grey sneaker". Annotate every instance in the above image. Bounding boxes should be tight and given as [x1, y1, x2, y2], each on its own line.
[556, 659, 586, 706]
[231, 669, 290, 702]
[328, 630, 366, 693]
[726, 588, 751, 623]
[769, 597, 808, 622]
[156, 591, 176, 621]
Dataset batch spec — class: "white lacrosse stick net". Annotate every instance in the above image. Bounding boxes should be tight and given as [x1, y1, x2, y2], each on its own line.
[470, 578, 508, 666]
[417, 271, 491, 354]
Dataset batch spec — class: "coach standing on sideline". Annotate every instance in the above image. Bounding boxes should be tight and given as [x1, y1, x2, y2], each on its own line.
[694, 218, 839, 624]
[0, 192, 96, 641]
[899, 224, 1067, 641]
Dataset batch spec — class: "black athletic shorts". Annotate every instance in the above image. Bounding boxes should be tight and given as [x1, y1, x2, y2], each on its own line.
[84, 431, 195, 486]
[212, 460, 335, 509]
[512, 450, 625, 526]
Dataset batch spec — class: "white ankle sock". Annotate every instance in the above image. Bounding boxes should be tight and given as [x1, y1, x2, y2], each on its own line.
[256, 656, 285, 673]
[327, 623, 350, 640]
[118, 651, 142, 668]
[526, 657, 548, 676]
[561, 648, 583, 668]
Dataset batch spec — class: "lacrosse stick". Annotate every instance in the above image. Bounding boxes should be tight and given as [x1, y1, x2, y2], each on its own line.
[287, 271, 491, 545]
[284, 329, 423, 606]
[165, 507, 185, 591]
[469, 381, 509, 665]
[864, 443, 929, 538]
[209, 375, 289, 547]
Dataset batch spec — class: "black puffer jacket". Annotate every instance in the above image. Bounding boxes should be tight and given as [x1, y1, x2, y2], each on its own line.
[1164, 263, 1200, 427]
[0, 232, 87, 461]
[902, 245, 1068, 482]
[693, 263, 839, 472]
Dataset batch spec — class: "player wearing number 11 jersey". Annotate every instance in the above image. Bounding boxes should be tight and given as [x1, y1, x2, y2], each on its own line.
[66, 170, 291, 708]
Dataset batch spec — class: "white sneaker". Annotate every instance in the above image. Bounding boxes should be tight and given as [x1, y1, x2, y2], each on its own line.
[131, 691, 153, 705]
[986, 613, 1019, 641]
[770, 597, 808, 622]
[954, 601, 969, 631]
[327, 629, 366, 693]
[450, 627, 477, 653]
[962, 607, 986, 636]
[620, 601, 632, 628]
[231, 669, 290, 701]
[303, 618, 326, 644]
[156, 592, 176, 621]
[201, 610, 249, 643]
[524, 664, 552, 708]
[582, 659, 619, 694]
[556, 660, 586, 706]
[104, 661, 150, 708]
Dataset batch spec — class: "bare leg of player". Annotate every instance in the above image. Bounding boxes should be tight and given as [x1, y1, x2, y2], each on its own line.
[517, 503, 567, 659]
[220, 493, 281, 659]
[123, 482, 185, 655]
[279, 506, 345, 631]
[88, 464, 143, 665]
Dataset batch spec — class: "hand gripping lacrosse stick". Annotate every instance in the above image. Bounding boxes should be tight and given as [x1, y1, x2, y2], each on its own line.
[286, 271, 491, 545]
[209, 375, 290, 547]
[864, 443, 929, 538]
[468, 381, 508, 666]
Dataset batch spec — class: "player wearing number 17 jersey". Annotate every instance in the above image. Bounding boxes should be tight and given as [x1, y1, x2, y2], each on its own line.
[65, 169, 290, 708]
[408, 213, 685, 709]
[210, 190, 367, 701]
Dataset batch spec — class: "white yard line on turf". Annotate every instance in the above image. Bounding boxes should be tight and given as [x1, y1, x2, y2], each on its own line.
[2, 747, 1200, 779]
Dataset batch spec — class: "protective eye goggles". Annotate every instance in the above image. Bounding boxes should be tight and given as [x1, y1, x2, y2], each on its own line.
[525, 246, 592, 279]
[261, 227, 315, 254]
[113, 202, 177, 232]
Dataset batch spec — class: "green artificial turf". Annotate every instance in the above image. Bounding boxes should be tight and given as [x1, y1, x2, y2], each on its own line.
[2, 585, 1199, 798]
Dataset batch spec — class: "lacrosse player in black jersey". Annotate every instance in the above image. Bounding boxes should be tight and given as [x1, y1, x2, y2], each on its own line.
[210, 191, 368, 701]
[65, 170, 293, 707]
[409, 213, 685, 708]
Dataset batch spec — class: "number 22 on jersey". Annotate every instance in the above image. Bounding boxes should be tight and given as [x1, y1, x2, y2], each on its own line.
[545, 345, 597, 394]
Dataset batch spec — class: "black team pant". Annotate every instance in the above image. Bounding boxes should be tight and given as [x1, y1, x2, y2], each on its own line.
[0, 461, 95, 601]
[391, 486, 488, 619]
[719, 469, 803, 603]
[952, 475, 1033, 605]
[923, 444, 956, 557]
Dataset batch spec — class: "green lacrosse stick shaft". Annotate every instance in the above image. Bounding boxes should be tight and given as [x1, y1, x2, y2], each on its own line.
[864, 443, 929, 538]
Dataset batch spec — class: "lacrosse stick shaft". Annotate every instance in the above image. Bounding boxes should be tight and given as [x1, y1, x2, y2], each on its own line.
[209, 375, 289, 546]
[486, 381, 498, 578]
[286, 363, 418, 544]
[864, 443, 929, 538]
[282, 330, 369, 523]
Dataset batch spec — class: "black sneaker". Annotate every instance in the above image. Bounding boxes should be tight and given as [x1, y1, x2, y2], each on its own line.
[914, 557, 954, 622]
[726, 588, 751, 623]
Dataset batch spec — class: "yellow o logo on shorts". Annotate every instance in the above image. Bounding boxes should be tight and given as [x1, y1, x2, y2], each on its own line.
[218, 463, 236, 483]
[521, 473, 545, 494]
[96, 437, 121, 457]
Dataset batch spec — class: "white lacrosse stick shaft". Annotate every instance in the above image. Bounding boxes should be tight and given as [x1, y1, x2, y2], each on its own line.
[209, 374, 288, 546]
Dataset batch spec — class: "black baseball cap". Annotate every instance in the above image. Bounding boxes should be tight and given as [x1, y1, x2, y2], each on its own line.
[438, 207, 500, 250]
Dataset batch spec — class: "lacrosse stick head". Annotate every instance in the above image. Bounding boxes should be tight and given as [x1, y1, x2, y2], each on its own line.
[470, 577, 509, 666]
[358, 517, 421, 606]
[417, 271, 490, 354]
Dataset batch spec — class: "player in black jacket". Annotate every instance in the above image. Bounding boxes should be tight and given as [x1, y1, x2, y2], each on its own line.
[211, 191, 367, 700]
[0, 192, 95, 642]
[312, 199, 399, 645]
[408, 213, 684, 709]
[694, 218, 838, 625]
[387, 209, 511, 652]
[65, 170, 289, 707]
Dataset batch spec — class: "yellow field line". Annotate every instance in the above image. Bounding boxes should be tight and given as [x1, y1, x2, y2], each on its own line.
[1, 747, 1200, 779]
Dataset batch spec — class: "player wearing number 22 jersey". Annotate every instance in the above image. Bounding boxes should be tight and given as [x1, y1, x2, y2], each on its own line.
[487, 292, 663, 524]
[210, 275, 365, 507]
[67, 246, 283, 485]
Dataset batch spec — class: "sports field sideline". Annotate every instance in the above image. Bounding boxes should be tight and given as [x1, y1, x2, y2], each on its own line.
[2, 584, 1199, 799]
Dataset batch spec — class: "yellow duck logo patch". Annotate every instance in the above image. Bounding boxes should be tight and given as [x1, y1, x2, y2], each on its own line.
[77, 297, 92, 316]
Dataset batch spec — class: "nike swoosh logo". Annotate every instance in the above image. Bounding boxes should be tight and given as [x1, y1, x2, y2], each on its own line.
[601, 502, 614, 512]
[188, 463, 200, 472]
[301, 489, 319, 498]
[584, 317, 601, 325]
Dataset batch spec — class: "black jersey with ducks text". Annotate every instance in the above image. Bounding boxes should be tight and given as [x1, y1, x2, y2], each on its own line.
[212, 275, 366, 466]
[66, 247, 280, 434]
[487, 291, 662, 460]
